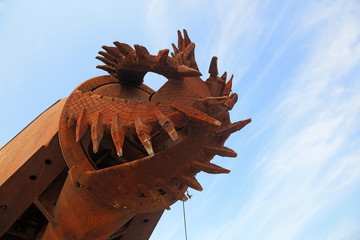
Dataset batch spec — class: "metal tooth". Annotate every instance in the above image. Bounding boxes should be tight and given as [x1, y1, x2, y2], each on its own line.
[96, 65, 116, 73]
[172, 103, 221, 126]
[183, 29, 191, 46]
[171, 43, 179, 55]
[177, 30, 184, 49]
[183, 42, 199, 70]
[113, 41, 133, 56]
[192, 161, 230, 174]
[205, 146, 237, 158]
[216, 118, 252, 136]
[223, 93, 238, 110]
[98, 51, 116, 62]
[76, 109, 88, 142]
[183, 42, 195, 58]
[111, 114, 125, 157]
[154, 109, 178, 141]
[176, 174, 203, 191]
[156, 179, 188, 202]
[199, 96, 228, 105]
[208, 56, 218, 77]
[221, 71, 227, 81]
[134, 44, 150, 58]
[223, 74, 233, 96]
[67, 115, 75, 128]
[175, 65, 202, 76]
[134, 116, 154, 157]
[157, 49, 169, 64]
[102, 46, 120, 57]
[95, 56, 115, 67]
[91, 112, 104, 153]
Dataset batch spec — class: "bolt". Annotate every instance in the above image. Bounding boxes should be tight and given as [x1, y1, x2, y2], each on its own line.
[76, 181, 83, 188]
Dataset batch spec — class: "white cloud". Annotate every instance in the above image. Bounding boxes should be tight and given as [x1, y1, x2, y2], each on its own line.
[190, 0, 360, 239]
[151, 1, 360, 239]
[145, 0, 173, 49]
[326, 218, 360, 240]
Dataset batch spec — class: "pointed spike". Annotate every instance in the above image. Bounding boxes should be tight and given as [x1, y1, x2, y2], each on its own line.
[177, 174, 203, 191]
[134, 116, 154, 157]
[205, 146, 237, 157]
[98, 51, 116, 62]
[111, 114, 125, 157]
[172, 103, 221, 126]
[156, 179, 188, 202]
[192, 161, 230, 174]
[199, 96, 228, 105]
[134, 44, 150, 58]
[209, 56, 218, 77]
[171, 43, 179, 55]
[171, 52, 175, 58]
[102, 46, 120, 57]
[221, 71, 227, 81]
[114, 41, 133, 56]
[223, 93, 238, 110]
[216, 118, 252, 136]
[67, 115, 75, 128]
[223, 74, 233, 96]
[96, 65, 116, 73]
[204, 96, 228, 100]
[183, 29, 191, 46]
[95, 56, 115, 67]
[176, 65, 202, 76]
[76, 109, 87, 142]
[154, 109, 178, 141]
[91, 112, 104, 153]
[177, 30, 184, 50]
[183, 42, 195, 57]
[157, 49, 169, 64]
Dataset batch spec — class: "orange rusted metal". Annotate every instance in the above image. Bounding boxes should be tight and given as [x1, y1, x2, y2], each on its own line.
[0, 30, 251, 240]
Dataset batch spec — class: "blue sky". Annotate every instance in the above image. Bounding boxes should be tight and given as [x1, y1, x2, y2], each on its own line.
[1, 0, 360, 239]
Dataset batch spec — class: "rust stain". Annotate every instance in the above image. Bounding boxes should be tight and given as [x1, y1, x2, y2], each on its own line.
[0, 29, 251, 240]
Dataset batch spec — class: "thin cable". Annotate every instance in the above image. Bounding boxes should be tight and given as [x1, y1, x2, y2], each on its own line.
[182, 201, 188, 240]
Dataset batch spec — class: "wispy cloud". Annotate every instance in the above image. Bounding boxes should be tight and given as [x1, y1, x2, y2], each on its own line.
[145, 0, 173, 49]
[1, 1, 358, 239]
[326, 218, 360, 240]
[185, 0, 360, 239]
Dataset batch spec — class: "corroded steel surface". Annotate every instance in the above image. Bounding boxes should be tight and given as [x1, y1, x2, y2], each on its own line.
[0, 100, 67, 238]
[0, 99, 66, 186]
[0, 30, 251, 240]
